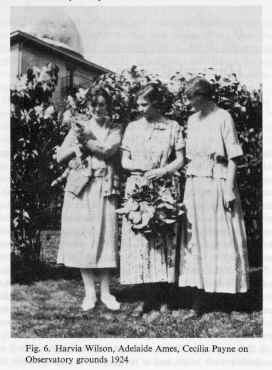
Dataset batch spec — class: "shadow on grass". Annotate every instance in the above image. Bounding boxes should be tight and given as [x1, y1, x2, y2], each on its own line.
[113, 268, 262, 314]
[12, 254, 262, 315]
[11, 257, 81, 284]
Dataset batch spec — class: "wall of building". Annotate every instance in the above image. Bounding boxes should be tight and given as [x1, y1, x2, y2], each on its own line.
[10, 44, 19, 80]
[21, 45, 68, 110]
[20, 44, 99, 111]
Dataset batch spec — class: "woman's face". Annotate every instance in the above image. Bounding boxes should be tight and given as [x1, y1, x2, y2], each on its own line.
[136, 95, 157, 120]
[88, 95, 107, 122]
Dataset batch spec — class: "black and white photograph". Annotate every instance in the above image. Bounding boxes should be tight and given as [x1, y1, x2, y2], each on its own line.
[3, 0, 271, 367]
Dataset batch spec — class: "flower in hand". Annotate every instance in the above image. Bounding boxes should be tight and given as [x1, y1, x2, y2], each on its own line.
[116, 178, 184, 239]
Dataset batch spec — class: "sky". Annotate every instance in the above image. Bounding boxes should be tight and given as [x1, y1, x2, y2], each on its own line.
[64, 6, 262, 90]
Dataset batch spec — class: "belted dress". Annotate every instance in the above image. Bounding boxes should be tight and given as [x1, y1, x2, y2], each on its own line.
[179, 107, 249, 293]
[57, 120, 122, 269]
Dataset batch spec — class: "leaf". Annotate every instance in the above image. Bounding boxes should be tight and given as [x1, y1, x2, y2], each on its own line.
[13, 217, 19, 228]
[164, 203, 175, 210]
[165, 219, 176, 224]
[156, 203, 165, 208]
[23, 211, 30, 218]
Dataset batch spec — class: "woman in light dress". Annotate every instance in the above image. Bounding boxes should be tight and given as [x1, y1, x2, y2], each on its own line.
[120, 84, 185, 317]
[179, 77, 249, 316]
[57, 87, 122, 311]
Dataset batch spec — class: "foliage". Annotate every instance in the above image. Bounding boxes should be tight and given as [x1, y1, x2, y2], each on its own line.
[11, 63, 262, 276]
[116, 176, 183, 238]
[11, 63, 67, 275]
[89, 66, 262, 266]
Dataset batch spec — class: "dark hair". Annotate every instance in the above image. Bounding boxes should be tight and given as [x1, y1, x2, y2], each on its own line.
[86, 86, 112, 112]
[136, 83, 162, 109]
[184, 77, 213, 100]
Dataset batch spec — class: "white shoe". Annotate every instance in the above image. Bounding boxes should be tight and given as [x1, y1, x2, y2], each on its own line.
[101, 294, 120, 311]
[82, 296, 97, 311]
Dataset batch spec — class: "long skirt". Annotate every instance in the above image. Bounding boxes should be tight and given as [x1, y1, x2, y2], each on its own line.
[57, 177, 118, 269]
[179, 176, 249, 293]
[120, 175, 179, 285]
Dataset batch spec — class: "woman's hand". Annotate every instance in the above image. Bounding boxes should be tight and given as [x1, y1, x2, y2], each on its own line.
[224, 187, 236, 212]
[144, 167, 167, 180]
[140, 161, 157, 172]
[68, 157, 82, 170]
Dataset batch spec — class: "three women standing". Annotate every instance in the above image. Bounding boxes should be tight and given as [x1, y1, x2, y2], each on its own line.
[57, 78, 249, 316]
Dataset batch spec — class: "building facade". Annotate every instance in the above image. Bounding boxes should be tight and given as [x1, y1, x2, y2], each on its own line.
[11, 7, 111, 109]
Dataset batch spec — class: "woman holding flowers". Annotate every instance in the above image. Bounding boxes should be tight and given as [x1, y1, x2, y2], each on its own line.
[179, 77, 249, 317]
[57, 86, 122, 311]
[120, 84, 185, 317]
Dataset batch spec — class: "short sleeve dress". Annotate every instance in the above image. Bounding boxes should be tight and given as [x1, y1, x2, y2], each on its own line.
[179, 107, 249, 293]
[57, 120, 120, 269]
[120, 118, 185, 285]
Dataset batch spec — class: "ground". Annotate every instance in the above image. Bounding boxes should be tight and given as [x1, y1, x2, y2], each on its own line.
[11, 231, 263, 338]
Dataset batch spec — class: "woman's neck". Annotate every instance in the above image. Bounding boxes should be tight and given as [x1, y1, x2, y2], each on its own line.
[145, 111, 163, 123]
[200, 101, 216, 116]
[91, 117, 107, 127]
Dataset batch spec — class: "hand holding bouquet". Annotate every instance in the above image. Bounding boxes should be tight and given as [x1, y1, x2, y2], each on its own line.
[116, 176, 184, 239]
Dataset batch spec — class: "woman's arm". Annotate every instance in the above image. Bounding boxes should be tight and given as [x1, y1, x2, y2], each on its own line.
[121, 150, 156, 172]
[224, 158, 238, 211]
[84, 125, 122, 160]
[144, 149, 185, 180]
[222, 111, 242, 211]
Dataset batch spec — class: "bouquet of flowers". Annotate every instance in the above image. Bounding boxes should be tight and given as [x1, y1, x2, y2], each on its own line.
[51, 112, 90, 187]
[116, 176, 184, 238]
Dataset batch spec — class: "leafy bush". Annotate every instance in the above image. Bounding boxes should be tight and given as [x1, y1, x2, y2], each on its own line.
[11, 64, 262, 280]
[90, 66, 262, 265]
[11, 63, 67, 276]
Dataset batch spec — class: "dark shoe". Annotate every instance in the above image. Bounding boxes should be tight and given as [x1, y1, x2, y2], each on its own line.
[160, 304, 172, 315]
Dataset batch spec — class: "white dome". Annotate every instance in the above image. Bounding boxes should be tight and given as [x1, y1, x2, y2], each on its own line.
[11, 7, 84, 57]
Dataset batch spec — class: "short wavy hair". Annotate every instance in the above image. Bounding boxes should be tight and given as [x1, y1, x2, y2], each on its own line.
[86, 86, 112, 112]
[184, 77, 213, 100]
[136, 83, 162, 110]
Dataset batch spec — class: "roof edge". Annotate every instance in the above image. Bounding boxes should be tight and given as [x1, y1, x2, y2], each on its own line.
[11, 30, 113, 75]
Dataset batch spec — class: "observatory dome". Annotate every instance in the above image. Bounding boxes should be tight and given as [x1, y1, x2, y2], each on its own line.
[11, 7, 84, 57]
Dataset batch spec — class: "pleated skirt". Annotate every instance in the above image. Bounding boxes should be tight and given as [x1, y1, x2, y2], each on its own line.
[179, 176, 249, 293]
[57, 177, 118, 269]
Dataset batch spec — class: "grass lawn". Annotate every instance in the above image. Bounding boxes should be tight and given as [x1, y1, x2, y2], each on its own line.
[11, 232, 263, 338]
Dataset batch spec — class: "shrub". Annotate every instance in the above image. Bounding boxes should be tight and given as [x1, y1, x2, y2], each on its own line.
[11, 63, 67, 277]
[11, 64, 262, 281]
[90, 66, 262, 266]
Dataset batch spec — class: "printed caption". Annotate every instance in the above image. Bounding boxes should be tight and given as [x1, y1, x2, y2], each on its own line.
[25, 344, 249, 365]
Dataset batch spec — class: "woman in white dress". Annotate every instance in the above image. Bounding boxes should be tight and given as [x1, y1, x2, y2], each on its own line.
[120, 84, 185, 317]
[57, 87, 122, 311]
[179, 77, 249, 316]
